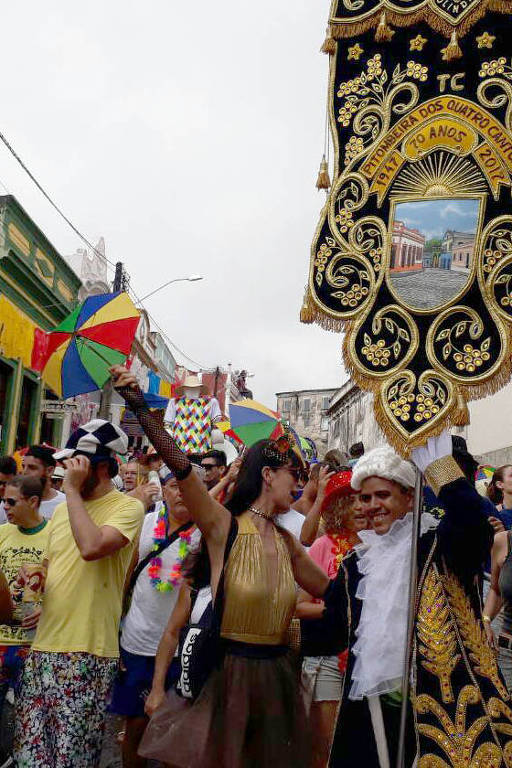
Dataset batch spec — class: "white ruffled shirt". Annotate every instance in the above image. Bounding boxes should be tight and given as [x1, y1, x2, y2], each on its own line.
[349, 512, 438, 701]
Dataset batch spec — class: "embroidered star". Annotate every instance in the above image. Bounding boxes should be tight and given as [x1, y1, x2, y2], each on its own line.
[347, 43, 363, 61]
[476, 31, 496, 49]
[410, 34, 427, 51]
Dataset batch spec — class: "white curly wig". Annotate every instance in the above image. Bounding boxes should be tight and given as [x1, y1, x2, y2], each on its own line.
[351, 445, 416, 491]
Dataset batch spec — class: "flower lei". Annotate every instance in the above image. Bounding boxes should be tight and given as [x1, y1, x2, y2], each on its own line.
[148, 505, 195, 592]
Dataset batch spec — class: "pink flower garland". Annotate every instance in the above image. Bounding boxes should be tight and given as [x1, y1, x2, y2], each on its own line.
[148, 505, 195, 592]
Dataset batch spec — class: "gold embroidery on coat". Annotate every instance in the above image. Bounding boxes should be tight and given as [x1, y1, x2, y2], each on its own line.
[488, 698, 512, 764]
[416, 686, 500, 768]
[417, 568, 460, 703]
[443, 573, 509, 701]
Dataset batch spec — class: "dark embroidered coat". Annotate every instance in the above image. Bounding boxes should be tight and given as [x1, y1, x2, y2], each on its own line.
[326, 478, 511, 767]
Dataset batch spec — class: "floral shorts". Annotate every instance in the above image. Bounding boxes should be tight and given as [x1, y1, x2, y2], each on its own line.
[13, 650, 118, 768]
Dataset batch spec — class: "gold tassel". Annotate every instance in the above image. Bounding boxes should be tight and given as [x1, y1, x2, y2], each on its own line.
[441, 30, 463, 61]
[320, 27, 337, 55]
[300, 286, 315, 324]
[452, 392, 470, 427]
[316, 155, 331, 190]
[375, 12, 395, 42]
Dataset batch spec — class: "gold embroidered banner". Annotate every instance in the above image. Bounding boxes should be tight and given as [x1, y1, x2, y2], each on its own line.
[302, 0, 512, 455]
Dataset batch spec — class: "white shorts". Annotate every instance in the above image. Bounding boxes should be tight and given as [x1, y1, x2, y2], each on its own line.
[302, 655, 343, 704]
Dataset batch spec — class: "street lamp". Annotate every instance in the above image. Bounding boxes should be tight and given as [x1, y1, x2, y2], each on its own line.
[139, 275, 204, 302]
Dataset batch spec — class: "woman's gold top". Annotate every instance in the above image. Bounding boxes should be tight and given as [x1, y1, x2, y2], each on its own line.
[221, 512, 296, 645]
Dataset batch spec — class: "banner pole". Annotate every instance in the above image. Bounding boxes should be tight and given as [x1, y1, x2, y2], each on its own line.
[396, 467, 423, 768]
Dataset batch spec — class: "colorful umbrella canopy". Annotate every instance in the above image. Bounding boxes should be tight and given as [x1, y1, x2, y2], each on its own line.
[229, 400, 283, 447]
[37, 292, 140, 398]
[475, 465, 495, 482]
[216, 420, 244, 446]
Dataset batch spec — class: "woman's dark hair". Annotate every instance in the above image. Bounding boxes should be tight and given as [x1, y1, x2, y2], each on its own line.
[487, 465, 512, 505]
[226, 440, 301, 516]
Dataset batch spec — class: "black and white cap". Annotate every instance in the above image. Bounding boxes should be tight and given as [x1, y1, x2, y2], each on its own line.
[54, 419, 129, 462]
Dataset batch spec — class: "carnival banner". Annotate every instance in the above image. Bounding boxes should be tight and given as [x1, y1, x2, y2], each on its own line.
[303, 0, 512, 454]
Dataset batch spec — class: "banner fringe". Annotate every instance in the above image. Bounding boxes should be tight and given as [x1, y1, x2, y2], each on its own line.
[330, 1, 512, 41]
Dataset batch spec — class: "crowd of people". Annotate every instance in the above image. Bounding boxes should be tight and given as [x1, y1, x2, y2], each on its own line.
[0, 367, 508, 766]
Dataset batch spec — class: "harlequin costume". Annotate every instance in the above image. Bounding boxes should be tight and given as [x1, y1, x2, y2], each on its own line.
[325, 439, 512, 768]
[171, 396, 216, 453]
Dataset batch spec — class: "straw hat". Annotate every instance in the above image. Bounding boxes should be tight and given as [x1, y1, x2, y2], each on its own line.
[175, 374, 209, 397]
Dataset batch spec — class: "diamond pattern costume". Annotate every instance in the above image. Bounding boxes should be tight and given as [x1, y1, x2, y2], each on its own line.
[166, 397, 221, 455]
[172, 398, 214, 454]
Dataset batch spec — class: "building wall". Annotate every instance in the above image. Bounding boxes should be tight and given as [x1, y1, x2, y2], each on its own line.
[391, 222, 425, 272]
[451, 242, 474, 273]
[276, 389, 337, 457]
[0, 196, 81, 453]
[327, 382, 385, 456]
[326, 377, 512, 468]
[464, 382, 512, 465]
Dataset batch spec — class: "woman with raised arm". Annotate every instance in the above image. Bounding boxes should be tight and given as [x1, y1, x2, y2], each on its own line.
[111, 366, 329, 768]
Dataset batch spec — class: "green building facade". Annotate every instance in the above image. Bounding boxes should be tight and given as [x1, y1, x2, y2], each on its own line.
[0, 196, 81, 454]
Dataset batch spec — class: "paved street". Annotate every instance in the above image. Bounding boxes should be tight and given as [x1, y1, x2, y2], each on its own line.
[100, 714, 163, 768]
[390, 268, 468, 309]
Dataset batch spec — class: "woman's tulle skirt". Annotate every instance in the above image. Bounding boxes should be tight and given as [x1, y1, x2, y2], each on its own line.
[139, 646, 310, 768]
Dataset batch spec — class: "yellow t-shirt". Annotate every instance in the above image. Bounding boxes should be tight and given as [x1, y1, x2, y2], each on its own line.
[32, 489, 144, 658]
[0, 522, 50, 646]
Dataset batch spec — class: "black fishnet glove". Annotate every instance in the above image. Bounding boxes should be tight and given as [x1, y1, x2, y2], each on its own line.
[116, 385, 192, 480]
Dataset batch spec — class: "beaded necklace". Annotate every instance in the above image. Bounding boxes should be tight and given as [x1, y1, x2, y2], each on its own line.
[147, 504, 195, 592]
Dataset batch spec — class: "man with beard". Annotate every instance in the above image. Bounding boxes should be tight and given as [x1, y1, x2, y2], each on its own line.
[326, 434, 510, 767]
[14, 420, 144, 768]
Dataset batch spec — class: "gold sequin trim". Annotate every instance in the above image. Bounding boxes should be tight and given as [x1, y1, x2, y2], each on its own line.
[416, 686, 500, 768]
[417, 569, 460, 704]
[443, 573, 509, 702]
[425, 456, 465, 496]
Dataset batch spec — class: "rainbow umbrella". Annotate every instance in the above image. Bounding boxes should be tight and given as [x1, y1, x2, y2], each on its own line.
[229, 400, 283, 447]
[475, 465, 495, 482]
[37, 292, 140, 398]
[217, 420, 244, 446]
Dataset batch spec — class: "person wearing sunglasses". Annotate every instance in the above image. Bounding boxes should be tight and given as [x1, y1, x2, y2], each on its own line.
[111, 365, 329, 768]
[200, 450, 227, 491]
[0, 476, 49, 764]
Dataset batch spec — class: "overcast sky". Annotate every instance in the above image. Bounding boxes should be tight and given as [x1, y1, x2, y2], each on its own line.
[0, 0, 346, 407]
[396, 199, 480, 242]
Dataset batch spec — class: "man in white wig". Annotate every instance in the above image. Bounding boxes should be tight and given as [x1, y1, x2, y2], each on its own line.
[326, 431, 510, 767]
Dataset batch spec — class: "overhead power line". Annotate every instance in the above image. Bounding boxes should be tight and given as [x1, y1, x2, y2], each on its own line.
[127, 284, 207, 371]
[0, 127, 205, 371]
[0, 128, 116, 270]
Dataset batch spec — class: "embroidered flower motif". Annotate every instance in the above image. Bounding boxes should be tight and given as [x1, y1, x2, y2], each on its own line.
[361, 340, 391, 369]
[314, 244, 332, 272]
[479, 57, 507, 77]
[337, 104, 358, 126]
[335, 207, 354, 233]
[406, 61, 428, 82]
[344, 136, 364, 164]
[366, 54, 382, 80]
